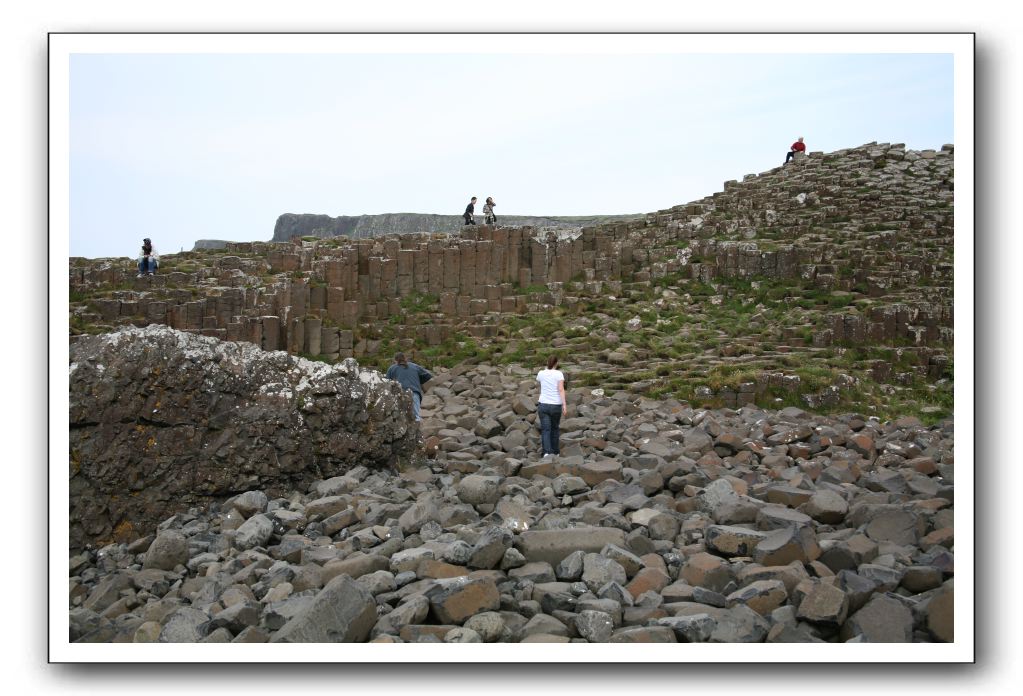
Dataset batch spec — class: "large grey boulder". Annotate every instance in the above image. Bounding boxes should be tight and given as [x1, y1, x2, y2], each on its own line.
[709, 604, 770, 643]
[517, 527, 627, 565]
[234, 514, 273, 550]
[840, 595, 914, 642]
[159, 608, 210, 643]
[270, 575, 377, 642]
[69, 325, 418, 550]
[142, 531, 189, 571]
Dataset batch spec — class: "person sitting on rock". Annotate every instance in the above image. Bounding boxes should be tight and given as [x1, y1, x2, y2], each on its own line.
[464, 196, 477, 225]
[483, 196, 497, 225]
[536, 355, 567, 458]
[785, 136, 806, 163]
[137, 238, 159, 277]
[385, 352, 433, 422]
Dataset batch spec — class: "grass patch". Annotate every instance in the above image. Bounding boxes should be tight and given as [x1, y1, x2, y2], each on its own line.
[400, 291, 440, 313]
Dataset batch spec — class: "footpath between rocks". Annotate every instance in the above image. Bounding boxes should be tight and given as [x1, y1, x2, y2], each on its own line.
[70, 363, 954, 644]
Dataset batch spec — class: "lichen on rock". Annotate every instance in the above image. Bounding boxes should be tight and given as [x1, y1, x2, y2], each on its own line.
[69, 324, 418, 550]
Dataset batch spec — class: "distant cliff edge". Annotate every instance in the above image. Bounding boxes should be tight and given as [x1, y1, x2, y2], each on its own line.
[270, 212, 643, 242]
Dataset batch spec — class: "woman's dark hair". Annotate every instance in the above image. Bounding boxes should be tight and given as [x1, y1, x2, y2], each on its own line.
[546, 356, 559, 370]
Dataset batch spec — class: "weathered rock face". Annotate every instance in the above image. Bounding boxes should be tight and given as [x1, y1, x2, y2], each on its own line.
[69, 325, 418, 551]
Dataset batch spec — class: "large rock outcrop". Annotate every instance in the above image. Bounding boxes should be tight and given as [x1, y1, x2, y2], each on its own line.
[69, 325, 418, 551]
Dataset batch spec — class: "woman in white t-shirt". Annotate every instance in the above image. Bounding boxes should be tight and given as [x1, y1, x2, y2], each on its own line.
[536, 356, 567, 458]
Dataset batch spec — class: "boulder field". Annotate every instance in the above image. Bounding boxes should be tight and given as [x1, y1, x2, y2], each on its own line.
[69, 338, 953, 644]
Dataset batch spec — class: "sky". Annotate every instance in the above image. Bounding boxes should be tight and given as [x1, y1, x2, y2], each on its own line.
[68, 48, 953, 259]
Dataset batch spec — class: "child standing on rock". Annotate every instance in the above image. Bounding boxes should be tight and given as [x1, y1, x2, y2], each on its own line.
[483, 197, 497, 225]
[536, 356, 567, 458]
[463, 196, 477, 226]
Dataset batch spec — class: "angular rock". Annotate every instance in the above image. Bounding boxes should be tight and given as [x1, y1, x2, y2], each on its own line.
[270, 575, 377, 642]
[610, 626, 677, 643]
[398, 496, 441, 534]
[555, 550, 586, 581]
[625, 567, 671, 598]
[231, 490, 268, 518]
[321, 553, 390, 583]
[425, 576, 501, 624]
[657, 614, 716, 643]
[444, 627, 482, 643]
[727, 580, 788, 616]
[754, 525, 821, 566]
[709, 604, 770, 643]
[371, 595, 430, 638]
[865, 509, 922, 546]
[457, 474, 503, 506]
[464, 611, 505, 642]
[800, 490, 849, 524]
[582, 553, 627, 593]
[235, 514, 274, 551]
[840, 594, 913, 643]
[755, 506, 813, 531]
[926, 587, 954, 642]
[159, 607, 210, 643]
[520, 613, 570, 639]
[142, 531, 189, 571]
[68, 327, 417, 551]
[680, 552, 733, 594]
[601, 544, 644, 577]
[517, 527, 627, 566]
[574, 610, 615, 643]
[705, 525, 769, 557]
[469, 526, 513, 570]
[795, 582, 849, 630]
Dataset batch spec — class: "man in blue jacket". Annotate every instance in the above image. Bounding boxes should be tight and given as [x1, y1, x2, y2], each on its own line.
[385, 352, 433, 422]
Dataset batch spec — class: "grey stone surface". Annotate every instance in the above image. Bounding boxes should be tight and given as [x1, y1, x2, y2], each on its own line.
[270, 575, 377, 642]
[69, 326, 418, 550]
[142, 531, 189, 571]
[574, 610, 615, 643]
[840, 595, 914, 643]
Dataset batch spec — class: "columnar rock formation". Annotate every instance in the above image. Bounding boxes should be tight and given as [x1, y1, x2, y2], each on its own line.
[70, 142, 953, 410]
[67, 142, 957, 644]
[69, 325, 419, 551]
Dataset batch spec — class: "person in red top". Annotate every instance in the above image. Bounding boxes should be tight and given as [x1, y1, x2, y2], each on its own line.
[785, 137, 806, 163]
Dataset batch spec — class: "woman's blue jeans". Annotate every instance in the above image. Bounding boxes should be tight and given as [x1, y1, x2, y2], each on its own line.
[538, 403, 562, 455]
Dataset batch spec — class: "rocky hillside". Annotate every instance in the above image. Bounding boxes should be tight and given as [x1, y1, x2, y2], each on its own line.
[69, 325, 419, 551]
[67, 142, 956, 643]
[271, 211, 644, 242]
[69, 363, 954, 644]
[70, 142, 954, 422]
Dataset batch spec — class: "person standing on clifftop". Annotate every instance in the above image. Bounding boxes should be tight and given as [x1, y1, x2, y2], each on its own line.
[785, 136, 806, 163]
[536, 356, 567, 459]
[464, 196, 477, 225]
[386, 352, 433, 422]
[137, 237, 159, 277]
[483, 197, 497, 225]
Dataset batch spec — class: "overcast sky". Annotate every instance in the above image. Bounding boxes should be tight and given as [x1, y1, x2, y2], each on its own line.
[68, 48, 953, 259]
